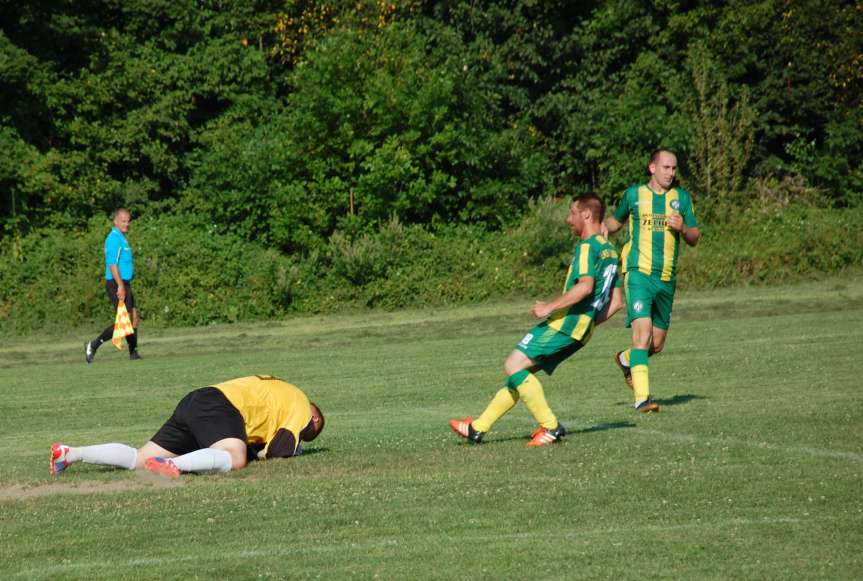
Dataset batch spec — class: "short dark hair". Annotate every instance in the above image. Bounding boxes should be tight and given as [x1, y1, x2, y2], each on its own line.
[573, 192, 605, 222]
[647, 148, 676, 174]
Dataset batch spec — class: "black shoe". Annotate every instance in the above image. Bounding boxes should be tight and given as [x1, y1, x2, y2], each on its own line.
[552, 423, 566, 439]
[129, 350, 142, 361]
[466, 423, 484, 443]
[84, 341, 96, 364]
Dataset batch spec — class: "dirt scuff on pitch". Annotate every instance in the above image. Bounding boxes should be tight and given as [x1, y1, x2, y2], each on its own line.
[0, 476, 184, 501]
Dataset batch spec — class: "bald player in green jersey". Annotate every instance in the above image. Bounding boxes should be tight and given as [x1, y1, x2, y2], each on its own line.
[449, 193, 622, 446]
[605, 149, 701, 412]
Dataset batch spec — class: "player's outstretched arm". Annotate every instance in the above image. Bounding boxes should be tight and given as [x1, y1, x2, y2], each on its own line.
[532, 277, 595, 319]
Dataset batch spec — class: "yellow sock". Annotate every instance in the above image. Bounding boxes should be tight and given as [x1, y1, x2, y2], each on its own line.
[516, 373, 558, 429]
[630, 348, 650, 402]
[632, 367, 650, 401]
[622, 348, 631, 366]
[473, 388, 519, 433]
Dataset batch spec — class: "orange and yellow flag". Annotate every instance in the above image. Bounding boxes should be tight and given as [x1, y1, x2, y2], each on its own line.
[112, 301, 134, 349]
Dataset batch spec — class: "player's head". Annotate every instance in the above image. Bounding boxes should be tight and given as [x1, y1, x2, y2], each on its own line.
[647, 149, 677, 190]
[567, 192, 604, 235]
[567, 192, 605, 233]
[112, 208, 132, 233]
[300, 403, 325, 442]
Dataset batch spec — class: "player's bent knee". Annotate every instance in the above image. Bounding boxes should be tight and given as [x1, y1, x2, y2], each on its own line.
[210, 437, 248, 471]
[221, 450, 247, 470]
[503, 350, 532, 376]
[651, 329, 668, 354]
[134, 441, 176, 469]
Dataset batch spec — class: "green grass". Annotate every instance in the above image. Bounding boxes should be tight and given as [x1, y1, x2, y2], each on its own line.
[1, 277, 862, 579]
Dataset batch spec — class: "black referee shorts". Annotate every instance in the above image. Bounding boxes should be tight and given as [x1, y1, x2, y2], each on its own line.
[150, 387, 247, 455]
[105, 279, 136, 312]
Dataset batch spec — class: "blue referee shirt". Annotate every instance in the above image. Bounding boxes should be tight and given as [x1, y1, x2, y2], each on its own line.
[104, 227, 134, 280]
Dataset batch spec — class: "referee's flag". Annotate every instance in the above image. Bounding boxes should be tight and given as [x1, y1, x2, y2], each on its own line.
[112, 301, 134, 349]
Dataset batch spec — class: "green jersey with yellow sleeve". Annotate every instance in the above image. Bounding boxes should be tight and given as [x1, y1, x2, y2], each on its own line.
[546, 234, 619, 343]
[614, 184, 698, 282]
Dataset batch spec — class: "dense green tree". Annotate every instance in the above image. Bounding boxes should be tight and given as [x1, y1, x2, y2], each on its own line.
[1, 0, 860, 242]
[2, 0, 862, 332]
[0, 0, 281, 236]
[707, 0, 862, 202]
[182, 18, 552, 252]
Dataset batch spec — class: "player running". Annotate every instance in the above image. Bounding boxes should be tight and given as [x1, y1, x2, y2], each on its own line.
[449, 192, 621, 446]
[605, 149, 701, 412]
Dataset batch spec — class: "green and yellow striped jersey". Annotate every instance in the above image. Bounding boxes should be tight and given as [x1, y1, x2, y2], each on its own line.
[547, 234, 619, 343]
[613, 184, 698, 282]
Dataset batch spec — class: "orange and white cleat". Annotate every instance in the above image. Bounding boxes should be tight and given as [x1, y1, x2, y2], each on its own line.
[448, 416, 484, 443]
[527, 424, 566, 447]
[144, 456, 180, 478]
[50, 443, 71, 478]
[635, 399, 660, 413]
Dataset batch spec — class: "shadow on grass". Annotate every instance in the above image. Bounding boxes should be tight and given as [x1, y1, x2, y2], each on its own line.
[299, 447, 329, 456]
[247, 446, 329, 462]
[456, 421, 635, 445]
[614, 393, 707, 407]
[654, 394, 708, 406]
[572, 421, 636, 434]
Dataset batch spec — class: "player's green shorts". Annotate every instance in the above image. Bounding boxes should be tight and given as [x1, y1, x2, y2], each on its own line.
[515, 322, 586, 375]
[624, 270, 676, 330]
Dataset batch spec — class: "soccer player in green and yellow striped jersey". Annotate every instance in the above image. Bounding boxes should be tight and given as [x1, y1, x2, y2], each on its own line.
[605, 149, 701, 412]
[449, 193, 622, 446]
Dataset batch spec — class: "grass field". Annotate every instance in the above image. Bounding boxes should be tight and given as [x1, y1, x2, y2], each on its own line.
[1, 277, 862, 579]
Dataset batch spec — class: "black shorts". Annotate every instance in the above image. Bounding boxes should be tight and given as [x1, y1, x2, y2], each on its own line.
[106, 279, 136, 312]
[150, 387, 247, 455]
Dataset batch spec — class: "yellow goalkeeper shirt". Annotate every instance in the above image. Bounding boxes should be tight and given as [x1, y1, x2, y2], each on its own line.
[213, 375, 311, 457]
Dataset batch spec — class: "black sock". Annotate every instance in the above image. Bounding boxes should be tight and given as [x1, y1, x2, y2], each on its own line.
[95, 326, 113, 346]
[127, 329, 138, 352]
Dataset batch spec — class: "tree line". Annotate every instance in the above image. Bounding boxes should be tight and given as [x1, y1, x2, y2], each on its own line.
[1, 0, 860, 255]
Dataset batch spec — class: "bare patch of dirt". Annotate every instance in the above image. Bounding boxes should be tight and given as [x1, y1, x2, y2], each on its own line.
[0, 475, 184, 501]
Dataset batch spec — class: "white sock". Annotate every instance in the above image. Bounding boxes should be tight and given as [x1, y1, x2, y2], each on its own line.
[171, 448, 233, 474]
[73, 443, 137, 470]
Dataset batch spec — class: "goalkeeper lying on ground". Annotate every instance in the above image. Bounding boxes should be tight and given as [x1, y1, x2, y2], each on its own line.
[50, 375, 325, 478]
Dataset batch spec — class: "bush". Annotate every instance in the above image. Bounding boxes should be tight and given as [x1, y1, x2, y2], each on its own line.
[2, 200, 860, 335]
[133, 215, 313, 326]
[315, 198, 577, 312]
[678, 205, 863, 288]
[0, 214, 308, 333]
[507, 196, 572, 266]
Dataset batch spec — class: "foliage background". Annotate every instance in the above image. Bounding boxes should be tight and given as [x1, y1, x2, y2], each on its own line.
[1, 0, 861, 332]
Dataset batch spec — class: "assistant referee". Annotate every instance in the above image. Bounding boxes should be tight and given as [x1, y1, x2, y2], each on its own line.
[84, 207, 141, 363]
